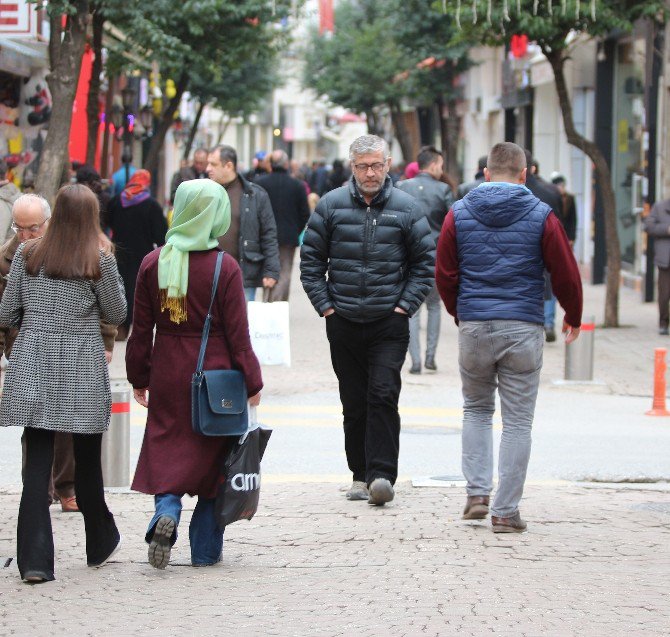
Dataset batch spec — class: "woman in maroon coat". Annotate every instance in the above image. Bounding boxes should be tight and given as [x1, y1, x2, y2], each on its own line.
[126, 179, 262, 569]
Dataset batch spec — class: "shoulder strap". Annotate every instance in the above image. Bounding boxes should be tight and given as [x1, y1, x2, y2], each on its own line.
[195, 251, 225, 375]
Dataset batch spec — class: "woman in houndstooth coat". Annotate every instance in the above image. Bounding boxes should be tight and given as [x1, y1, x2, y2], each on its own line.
[0, 184, 126, 584]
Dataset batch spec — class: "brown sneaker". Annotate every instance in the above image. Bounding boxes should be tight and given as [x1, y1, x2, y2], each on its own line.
[60, 495, 79, 513]
[462, 495, 489, 520]
[491, 511, 527, 533]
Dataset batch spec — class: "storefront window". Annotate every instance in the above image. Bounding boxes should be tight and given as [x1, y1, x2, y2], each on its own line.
[612, 35, 646, 271]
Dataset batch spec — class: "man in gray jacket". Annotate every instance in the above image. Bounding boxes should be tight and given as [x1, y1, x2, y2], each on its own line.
[644, 197, 670, 335]
[397, 146, 453, 373]
[300, 135, 434, 506]
[207, 145, 280, 300]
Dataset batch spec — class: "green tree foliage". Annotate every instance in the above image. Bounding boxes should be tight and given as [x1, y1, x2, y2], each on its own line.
[445, 0, 667, 327]
[392, 0, 474, 178]
[32, 0, 291, 195]
[303, 0, 410, 156]
[106, 0, 291, 176]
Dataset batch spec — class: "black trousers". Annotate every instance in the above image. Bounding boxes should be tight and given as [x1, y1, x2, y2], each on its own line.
[18, 428, 119, 580]
[326, 312, 409, 485]
[658, 267, 670, 329]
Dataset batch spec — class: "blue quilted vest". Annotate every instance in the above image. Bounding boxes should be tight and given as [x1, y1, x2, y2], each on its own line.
[454, 183, 550, 324]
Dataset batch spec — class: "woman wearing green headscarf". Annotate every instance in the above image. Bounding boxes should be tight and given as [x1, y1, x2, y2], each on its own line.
[126, 179, 263, 570]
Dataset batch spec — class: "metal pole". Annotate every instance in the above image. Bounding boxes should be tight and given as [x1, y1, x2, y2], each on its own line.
[564, 317, 595, 381]
[101, 384, 131, 487]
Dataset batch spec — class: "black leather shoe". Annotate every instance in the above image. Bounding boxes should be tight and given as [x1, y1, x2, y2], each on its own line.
[409, 364, 421, 374]
[424, 357, 437, 371]
[660, 327, 669, 336]
[545, 327, 556, 342]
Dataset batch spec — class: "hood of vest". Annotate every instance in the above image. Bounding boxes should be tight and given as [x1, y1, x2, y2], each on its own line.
[461, 184, 544, 228]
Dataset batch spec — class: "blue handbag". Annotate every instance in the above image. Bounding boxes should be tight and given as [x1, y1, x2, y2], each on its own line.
[191, 251, 249, 437]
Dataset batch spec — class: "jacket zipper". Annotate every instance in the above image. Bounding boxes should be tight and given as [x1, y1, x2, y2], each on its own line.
[362, 207, 371, 296]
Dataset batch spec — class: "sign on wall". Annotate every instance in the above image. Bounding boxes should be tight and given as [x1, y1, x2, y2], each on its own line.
[0, 1, 38, 38]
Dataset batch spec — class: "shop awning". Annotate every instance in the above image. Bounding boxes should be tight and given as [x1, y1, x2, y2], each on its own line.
[0, 37, 47, 77]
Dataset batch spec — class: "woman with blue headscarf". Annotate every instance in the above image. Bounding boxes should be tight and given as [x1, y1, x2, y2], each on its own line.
[126, 179, 262, 569]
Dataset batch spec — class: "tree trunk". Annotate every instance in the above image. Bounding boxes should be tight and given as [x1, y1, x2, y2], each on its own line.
[142, 72, 189, 178]
[182, 100, 205, 160]
[390, 103, 414, 163]
[365, 108, 385, 138]
[85, 8, 104, 166]
[436, 94, 462, 181]
[99, 76, 115, 179]
[546, 48, 620, 327]
[35, 2, 90, 202]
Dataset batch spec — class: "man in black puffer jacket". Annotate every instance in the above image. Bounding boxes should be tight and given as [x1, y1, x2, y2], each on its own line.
[300, 134, 434, 507]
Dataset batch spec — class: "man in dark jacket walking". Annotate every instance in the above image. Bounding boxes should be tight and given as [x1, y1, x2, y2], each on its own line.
[644, 196, 670, 334]
[436, 142, 582, 533]
[207, 145, 280, 300]
[257, 150, 310, 302]
[397, 145, 454, 373]
[300, 134, 435, 506]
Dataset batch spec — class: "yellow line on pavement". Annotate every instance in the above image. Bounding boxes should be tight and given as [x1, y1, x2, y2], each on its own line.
[257, 405, 465, 417]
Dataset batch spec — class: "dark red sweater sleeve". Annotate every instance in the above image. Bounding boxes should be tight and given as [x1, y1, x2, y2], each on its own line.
[435, 209, 459, 322]
[542, 212, 583, 328]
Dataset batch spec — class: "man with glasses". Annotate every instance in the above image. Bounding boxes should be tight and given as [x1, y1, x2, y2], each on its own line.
[300, 135, 434, 506]
[0, 194, 117, 512]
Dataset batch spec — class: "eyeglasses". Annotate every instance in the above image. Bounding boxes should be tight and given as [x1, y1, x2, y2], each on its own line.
[11, 220, 47, 234]
[353, 162, 386, 173]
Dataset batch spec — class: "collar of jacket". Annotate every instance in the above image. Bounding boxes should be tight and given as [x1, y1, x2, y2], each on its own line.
[348, 175, 393, 208]
[237, 173, 255, 195]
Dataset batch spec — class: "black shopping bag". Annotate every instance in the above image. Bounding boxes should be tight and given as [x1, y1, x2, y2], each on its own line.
[215, 425, 272, 528]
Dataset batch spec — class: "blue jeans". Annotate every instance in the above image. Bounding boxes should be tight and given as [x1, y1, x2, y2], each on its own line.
[544, 296, 556, 329]
[145, 494, 223, 566]
[408, 284, 441, 366]
[244, 287, 257, 302]
[458, 320, 543, 518]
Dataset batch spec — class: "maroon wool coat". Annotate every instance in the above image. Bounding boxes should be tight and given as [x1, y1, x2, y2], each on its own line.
[127, 247, 262, 498]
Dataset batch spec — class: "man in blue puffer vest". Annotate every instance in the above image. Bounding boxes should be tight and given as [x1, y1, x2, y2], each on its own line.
[436, 142, 582, 533]
[300, 135, 434, 507]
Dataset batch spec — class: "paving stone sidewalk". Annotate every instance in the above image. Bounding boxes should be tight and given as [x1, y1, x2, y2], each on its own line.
[1, 482, 668, 636]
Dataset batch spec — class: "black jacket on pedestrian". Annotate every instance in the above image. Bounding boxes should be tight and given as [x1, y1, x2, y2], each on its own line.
[300, 176, 435, 322]
[396, 172, 454, 245]
[256, 169, 310, 246]
[235, 175, 281, 287]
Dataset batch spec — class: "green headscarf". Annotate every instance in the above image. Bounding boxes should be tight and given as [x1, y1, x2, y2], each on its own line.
[158, 179, 231, 323]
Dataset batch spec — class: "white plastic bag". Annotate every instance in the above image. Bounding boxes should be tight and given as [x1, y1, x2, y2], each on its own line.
[247, 301, 291, 366]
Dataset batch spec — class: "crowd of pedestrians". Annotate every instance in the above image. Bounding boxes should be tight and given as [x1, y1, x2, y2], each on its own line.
[0, 133, 584, 582]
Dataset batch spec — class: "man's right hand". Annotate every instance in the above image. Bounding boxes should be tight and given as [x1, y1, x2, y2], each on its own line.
[323, 308, 335, 317]
[562, 320, 580, 344]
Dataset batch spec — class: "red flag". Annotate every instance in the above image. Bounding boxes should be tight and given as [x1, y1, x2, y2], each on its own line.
[319, 0, 334, 35]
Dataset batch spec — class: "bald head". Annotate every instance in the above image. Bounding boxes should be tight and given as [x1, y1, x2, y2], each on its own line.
[269, 150, 289, 171]
[12, 194, 51, 240]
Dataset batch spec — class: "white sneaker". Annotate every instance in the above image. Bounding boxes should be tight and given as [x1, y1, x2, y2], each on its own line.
[345, 481, 369, 501]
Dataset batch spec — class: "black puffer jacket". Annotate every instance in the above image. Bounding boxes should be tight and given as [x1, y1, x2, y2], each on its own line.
[300, 176, 435, 322]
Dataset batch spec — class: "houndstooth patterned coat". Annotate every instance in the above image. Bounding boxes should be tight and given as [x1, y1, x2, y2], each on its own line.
[0, 244, 126, 434]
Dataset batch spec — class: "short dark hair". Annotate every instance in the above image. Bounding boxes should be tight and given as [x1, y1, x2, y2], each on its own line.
[487, 142, 527, 178]
[417, 145, 443, 170]
[0, 159, 7, 179]
[211, 145, 237, 168]
[477, 155, 487, 171]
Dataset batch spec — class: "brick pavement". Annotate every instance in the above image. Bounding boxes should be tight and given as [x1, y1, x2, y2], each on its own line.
[3, 273, 670, 635]
[1, 482, 668, 636]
